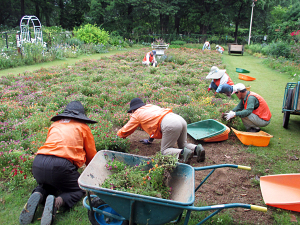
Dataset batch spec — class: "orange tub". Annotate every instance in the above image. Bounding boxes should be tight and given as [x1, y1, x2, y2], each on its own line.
[238, 73, 256, 81]
[204, 125, 230, 142]
[260, 174, 300, 212]
[231, 128, 273, 147]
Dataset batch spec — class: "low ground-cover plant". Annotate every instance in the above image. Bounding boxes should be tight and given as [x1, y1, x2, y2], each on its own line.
[102, 152, 177, 199]
[0, 47, 238, 190]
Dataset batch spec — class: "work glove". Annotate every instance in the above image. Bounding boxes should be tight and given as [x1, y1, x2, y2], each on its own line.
[207, 87, 211, 92]
[139, 139, 152, 145]
[225, 111, 236, 121]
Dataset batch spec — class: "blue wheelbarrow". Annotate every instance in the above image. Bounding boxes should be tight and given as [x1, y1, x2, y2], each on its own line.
[78, 150, 267, 225]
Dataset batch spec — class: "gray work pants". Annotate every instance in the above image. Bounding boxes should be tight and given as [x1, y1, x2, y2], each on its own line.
[160, 113, 196, 157]
[241, 113, 270, 130]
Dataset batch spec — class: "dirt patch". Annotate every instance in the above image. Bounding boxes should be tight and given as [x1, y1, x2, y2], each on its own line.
[126, 130, 273, 224]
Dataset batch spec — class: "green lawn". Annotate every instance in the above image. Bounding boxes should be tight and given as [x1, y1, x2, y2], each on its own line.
[223, 51, 300, 175]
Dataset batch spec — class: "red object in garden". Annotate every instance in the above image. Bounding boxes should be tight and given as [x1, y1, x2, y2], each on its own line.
[238, 73, 256, 81]
[260, 174, 300, 212]
[203, 125, 230, 142]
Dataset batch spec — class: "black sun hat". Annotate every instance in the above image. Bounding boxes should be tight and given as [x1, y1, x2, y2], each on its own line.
[51, 101, 97, 124]
[127, 98, 145, 113]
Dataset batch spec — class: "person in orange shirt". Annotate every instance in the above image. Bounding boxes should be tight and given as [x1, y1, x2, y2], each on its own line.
[117, 98, 205, 164]
[225, 83, 272, 132]
[202, 41, 211, 50]
[142, 50, 157, 67]
[216, 45, 224, 54]
[19, 101, 97, 225]
[206, 66, 234, 97]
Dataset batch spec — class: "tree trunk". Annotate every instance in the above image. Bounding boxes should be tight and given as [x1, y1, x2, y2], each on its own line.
[128, 4, 133, 33]
[160, 14, 170, 34]
[175, 14, 180, 34]
[35, 2, 40, 19]
[234, 3, 244, 44]
[21, 0, 25, 18]
[59, 0, 65, 28]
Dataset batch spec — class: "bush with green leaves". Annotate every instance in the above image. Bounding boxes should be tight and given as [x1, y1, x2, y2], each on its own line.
[171, 40, 186, 45]
[73, 24, 110, 45]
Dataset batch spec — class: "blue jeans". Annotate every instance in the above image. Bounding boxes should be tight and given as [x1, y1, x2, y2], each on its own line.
[211, 82, 233, 96]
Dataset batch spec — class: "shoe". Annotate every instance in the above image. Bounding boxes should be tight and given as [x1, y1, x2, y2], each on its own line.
[54, 196, 64, 211]
[19, 192, 42, 225]
[41, 195, 55, 225]
[247, 127, 261, 132]
[195, 144, 205, 162]
[182, 148, 192, 164]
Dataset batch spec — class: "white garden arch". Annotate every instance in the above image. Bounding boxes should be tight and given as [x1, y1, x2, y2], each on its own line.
[20, 15, 43, 46]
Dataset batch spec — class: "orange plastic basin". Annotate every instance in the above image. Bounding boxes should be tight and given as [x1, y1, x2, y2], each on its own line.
[204, 125, 230, 142]
[231, 128, 273, 147]
[238, 73, 256, 81]
[260, 174, 300, 212]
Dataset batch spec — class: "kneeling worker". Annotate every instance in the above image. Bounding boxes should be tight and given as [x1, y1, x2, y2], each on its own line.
[225, 83, 272, 132]
[206, 66, 234, 97]
[142, 50, 157, 67]
[117, 98, 205, 164]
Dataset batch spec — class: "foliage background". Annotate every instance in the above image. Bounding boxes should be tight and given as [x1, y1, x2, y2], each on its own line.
[0, 0, 299, 44]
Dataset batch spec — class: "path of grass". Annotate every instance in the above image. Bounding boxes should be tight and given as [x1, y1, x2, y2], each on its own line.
[0, 49, 134, 77]
[223, 51, 300, 174]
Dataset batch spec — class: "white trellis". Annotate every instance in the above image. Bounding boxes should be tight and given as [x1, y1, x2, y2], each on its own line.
[20, 15, 43, 46]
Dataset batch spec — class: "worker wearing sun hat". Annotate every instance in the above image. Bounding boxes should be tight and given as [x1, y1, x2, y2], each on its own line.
[206, 66, 234, 97]
[216, 45, 224, 54]
[202, 41, 211, 50]
[19, 101, 97, 225]
[117, 98, 205, 164]
[225, 83, 272, 132]
[142, 50, 157, 67]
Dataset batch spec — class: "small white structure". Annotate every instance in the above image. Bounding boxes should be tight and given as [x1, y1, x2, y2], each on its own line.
[151, 44, 169, 58]
[20, 15, 43, 46]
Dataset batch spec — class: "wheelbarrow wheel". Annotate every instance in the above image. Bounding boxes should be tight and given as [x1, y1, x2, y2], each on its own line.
[283, 89, 293, 129]
[88, 197, 129, 225]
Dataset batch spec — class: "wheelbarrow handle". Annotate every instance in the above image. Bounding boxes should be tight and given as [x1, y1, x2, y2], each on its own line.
[237, 165, 251, 170]
[251, 205, 268, 212]
[194, 164, 251, 171]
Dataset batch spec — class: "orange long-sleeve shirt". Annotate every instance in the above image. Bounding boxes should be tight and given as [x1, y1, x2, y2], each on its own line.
[37, 119, 97, 168]
[117, 104, 172, 139]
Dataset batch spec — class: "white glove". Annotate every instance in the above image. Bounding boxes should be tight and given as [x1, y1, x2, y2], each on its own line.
[225, 111, 235, 121]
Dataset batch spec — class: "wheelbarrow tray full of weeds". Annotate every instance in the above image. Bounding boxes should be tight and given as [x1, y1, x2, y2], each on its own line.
[78, 150, 267, 225]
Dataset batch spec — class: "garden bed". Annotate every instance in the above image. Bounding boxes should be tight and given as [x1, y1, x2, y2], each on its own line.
[0, 47, 275, 224]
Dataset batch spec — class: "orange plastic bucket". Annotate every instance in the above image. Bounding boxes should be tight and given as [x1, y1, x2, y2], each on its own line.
[260, 174, 300, 212]
[204, 125, 230, 142]
[231, 128, 273, 147]
[238, 73, 256, 81]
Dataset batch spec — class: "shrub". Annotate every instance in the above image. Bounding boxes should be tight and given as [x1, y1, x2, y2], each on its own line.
[268, 41, 291, 58]
[73, 24, 110, 45]
[171, 40, 186, 45]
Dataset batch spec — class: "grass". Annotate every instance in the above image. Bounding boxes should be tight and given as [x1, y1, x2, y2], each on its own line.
[0, 49, 135, 77]
[222, 51, 300, 224]
[223, 51, 300, 175]
[1, 45, 300, 225]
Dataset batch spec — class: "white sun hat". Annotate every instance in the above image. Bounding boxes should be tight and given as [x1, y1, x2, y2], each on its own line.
[206, 66, 226, 79]
[232, 83, 246, 93]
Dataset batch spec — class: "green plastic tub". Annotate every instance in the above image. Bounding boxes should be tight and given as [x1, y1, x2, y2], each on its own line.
[187, 119, 227, 140]
[236, 68, 250, 73]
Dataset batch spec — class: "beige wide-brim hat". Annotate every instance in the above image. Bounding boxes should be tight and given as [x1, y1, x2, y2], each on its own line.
[206, 66, 226, 79]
